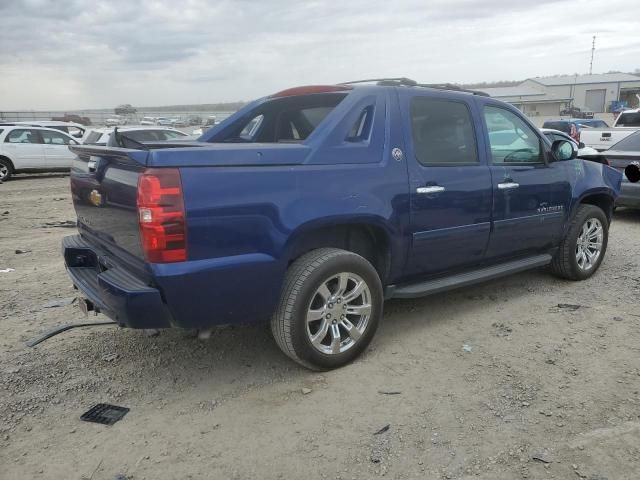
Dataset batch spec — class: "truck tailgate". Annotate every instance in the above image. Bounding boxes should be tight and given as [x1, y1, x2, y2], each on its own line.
[581, 128, 638, 151]
[69, 145, 148, 260]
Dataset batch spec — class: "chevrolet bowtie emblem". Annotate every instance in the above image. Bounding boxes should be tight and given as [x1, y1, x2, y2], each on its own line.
[89, 189, 103, 207]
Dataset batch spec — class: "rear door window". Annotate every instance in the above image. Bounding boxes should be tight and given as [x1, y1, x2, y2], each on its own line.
[40, 129, 74, 145]
[409, 97, 478, 165]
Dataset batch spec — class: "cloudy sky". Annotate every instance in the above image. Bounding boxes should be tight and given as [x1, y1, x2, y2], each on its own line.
[1, 0, 639, 110]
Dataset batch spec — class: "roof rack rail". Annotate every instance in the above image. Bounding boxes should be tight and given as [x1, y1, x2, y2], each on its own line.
[340, 77, 418, 86]
[417, 83, 489, 97]
[339, 78, 489, 96]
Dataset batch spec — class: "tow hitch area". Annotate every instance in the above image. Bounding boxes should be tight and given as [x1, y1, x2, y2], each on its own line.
[78, 297, 96, 316]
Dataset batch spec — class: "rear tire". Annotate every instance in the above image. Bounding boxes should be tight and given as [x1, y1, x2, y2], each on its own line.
[550, 204, 608, 280]
[0, 158, 13, 181]
[271, 248, 383, 370]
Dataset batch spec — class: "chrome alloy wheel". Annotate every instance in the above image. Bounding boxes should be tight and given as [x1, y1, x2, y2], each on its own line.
[0, 164, 8, 180]
[575, 218, 603, 271]
[306, 272, 372, 355]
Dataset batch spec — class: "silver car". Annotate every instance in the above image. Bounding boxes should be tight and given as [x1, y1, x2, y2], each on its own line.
[604, 131, 640, 208]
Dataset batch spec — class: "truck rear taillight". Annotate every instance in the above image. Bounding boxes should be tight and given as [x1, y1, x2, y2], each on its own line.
[137, 168, 187, 263]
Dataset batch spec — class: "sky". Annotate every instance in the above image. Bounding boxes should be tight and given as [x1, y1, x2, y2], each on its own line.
[1, 0, 639, 110]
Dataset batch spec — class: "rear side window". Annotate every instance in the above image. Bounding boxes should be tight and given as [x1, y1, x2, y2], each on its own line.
[346, 106, 374, 142]
[5, 129, 42, 144]
[616, 112, 640, 126]
[410, 97, 478, 165]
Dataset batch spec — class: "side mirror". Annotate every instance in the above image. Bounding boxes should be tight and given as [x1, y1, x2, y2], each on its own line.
[625, 162, 640, 183]
[551, 139, 577, 161]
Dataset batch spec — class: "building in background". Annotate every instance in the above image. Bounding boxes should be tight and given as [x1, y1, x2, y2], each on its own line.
[480, 73, 640, 116]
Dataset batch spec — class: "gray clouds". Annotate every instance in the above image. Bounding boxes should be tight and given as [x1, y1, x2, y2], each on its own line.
[0, 0, 639, 109]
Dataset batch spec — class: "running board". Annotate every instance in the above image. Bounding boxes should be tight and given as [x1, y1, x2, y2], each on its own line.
[388, 254, 552, 299]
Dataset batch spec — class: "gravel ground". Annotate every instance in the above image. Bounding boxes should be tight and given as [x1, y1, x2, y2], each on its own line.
[1, 174, 639, 480]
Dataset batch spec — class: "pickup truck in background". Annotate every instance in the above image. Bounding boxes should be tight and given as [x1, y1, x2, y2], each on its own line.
[580, 108, 640, 151]
[62, 79, 621, 370]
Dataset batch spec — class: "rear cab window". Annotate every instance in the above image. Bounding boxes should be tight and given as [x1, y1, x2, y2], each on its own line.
[211, 92, 348, 143]
[616, 112, 640, 126]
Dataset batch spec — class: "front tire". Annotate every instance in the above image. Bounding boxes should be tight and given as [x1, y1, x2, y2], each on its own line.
[271, 248, 383, 370]
[551, 205, 608, 280]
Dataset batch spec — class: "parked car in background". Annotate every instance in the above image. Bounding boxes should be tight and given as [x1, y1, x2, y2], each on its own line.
[542, 119, 584, 142]
[597, 131, 640, 208]
[140, 117, 156, 125]
[192, 116, 218, 136]
[187, 116, 202, 126]
[579, 109, 640, 151]
[560, 106, 594, 119]
[81, 126, 188, 145]
[170, 117, 188, 127]
[155, 117, 172, 126]
[2, 121, 86, 139]
[105, 115, 126, 127]
[0, 125, 79, 181]
[540, 128, 600, 159]
[51, 114, 92, 126]
[63, 80, 620, 370]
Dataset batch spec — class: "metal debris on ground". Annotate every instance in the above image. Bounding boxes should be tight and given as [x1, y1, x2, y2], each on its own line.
[556, 303, 584, 310]
[378, 390, 402, 395]
[42, 220, 77, 228]
[531, 452, 552, 463]
[374, 424, 390, 435]
[80, 403, 130, 426]
[43, 297, 77, 308]
[15, 248, 32, 254]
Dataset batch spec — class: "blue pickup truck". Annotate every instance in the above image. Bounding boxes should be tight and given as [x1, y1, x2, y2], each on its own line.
[63, 79, 621, 370]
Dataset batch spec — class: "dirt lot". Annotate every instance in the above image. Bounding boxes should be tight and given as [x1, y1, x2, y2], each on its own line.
[1, 174, 639, 480]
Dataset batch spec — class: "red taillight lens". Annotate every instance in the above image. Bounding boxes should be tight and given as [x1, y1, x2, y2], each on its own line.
[137, 168, 187, 263]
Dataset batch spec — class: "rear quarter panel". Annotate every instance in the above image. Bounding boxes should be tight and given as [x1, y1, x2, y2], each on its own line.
[153, 87, 412, 327]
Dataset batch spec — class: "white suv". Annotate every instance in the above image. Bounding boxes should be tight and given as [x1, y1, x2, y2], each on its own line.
[0, 125, 79, 181]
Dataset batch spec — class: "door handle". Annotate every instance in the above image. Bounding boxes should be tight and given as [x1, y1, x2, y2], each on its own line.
[416, 186, 445, 194]
[498, 182, 519, 190]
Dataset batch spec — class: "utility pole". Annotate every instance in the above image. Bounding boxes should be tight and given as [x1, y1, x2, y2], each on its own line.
[589, 35, 596, 75]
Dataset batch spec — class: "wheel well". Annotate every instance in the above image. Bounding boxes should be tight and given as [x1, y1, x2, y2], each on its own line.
[0, 155, 14, 171]
[580, 194, 615, 222]
[287, 224, 391, 282]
